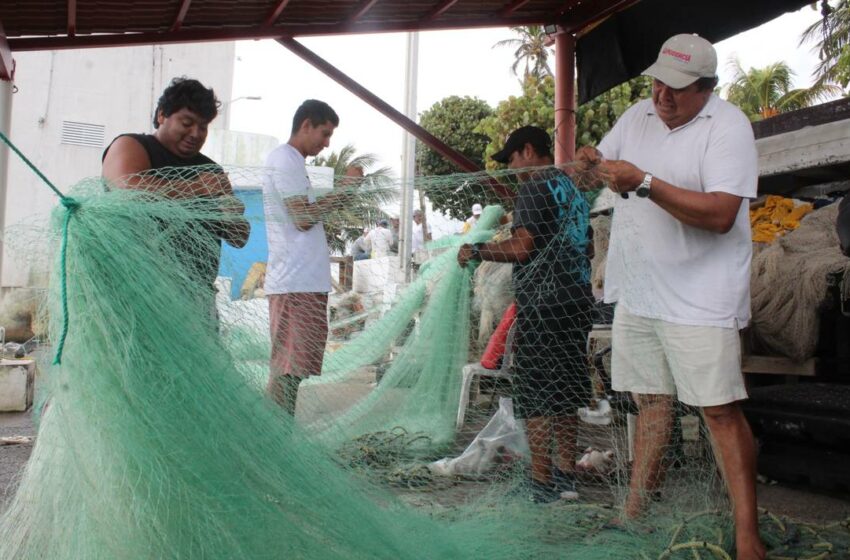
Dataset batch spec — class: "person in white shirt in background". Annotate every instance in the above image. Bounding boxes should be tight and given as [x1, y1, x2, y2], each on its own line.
[411, 208, 432, 252]
[365, 218, 394, 258]
[350, 228, 370, 261]
[388, 215, 400, 254]
[461, 203, 483, 234]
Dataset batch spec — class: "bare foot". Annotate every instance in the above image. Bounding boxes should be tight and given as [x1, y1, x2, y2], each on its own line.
[622, 492, 644, 519]
[735, 536, 766, 560]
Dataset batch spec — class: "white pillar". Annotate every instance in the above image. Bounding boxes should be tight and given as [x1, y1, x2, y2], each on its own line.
[399, 32, 419, 282]
[0, 78, 13, 289]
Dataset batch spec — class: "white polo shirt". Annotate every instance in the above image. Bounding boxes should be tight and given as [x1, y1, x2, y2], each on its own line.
[262, 143, 332, 295]
[597, 94, 758, 328]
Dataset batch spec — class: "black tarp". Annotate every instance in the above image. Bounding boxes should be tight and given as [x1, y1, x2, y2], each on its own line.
[576, 0, 815, 104]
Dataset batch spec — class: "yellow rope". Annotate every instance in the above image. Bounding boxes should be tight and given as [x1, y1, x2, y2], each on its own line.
[658, 541, 731, 560]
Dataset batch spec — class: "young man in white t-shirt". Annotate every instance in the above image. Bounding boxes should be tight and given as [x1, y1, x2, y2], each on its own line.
[262, 99, 351, 414]
[577, 35, 763, 560]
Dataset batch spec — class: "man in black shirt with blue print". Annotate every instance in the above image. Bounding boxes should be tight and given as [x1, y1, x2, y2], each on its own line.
[459, 126, 593, 503]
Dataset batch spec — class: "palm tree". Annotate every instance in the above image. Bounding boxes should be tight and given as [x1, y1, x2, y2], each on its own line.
[801, 0, 850, 91]
[724, 57, 842, 121]
[311, 144, 392, 181]
[309, 144, 395, 254]
[493, 25, 553, 81]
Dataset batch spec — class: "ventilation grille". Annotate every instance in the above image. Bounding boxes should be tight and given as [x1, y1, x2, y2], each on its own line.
[60, 121, 105, 148]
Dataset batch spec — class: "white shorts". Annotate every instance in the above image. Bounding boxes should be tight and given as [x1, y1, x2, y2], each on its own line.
[611, 305, 748, 407]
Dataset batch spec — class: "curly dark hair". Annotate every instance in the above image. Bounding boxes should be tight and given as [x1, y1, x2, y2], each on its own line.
[291, 99, 339, 135]
[153, 77, 220, 129]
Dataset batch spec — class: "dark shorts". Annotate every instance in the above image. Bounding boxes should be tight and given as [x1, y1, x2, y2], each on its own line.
[512, 304, 592, 419]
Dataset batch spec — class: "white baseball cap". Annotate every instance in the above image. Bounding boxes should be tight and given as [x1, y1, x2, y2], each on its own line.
[471, 203, 483, 215]
[643, 34, 717, 89]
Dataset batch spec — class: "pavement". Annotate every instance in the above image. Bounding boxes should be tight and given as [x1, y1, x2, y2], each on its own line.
[3, 407, 849, 525]
[0, 411, 35, 509]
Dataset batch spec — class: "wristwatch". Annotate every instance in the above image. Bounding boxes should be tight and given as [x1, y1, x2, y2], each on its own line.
[636, 173, 653, 198]
[470, 243, 485, 262]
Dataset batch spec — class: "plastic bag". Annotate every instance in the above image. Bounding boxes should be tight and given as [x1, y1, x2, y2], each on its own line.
[429, 398, 529, 476]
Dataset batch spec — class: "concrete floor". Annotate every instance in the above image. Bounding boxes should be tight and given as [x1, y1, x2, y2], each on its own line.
[0, 411, 35, 509]
[3, 407, 849, 525]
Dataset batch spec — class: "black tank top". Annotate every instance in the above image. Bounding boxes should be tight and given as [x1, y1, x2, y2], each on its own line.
[102, 133, 225, 291]
[102, 133, 217, 171]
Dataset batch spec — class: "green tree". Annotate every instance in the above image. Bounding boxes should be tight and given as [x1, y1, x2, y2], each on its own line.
[470, 75, 650, 211]
[724, 57, 842, 120]
[477, 75, 650, 168]
[575, 76, 652, 146]
[801, 0, 850, 92]
[311, 144, 393, 181]
[310, 144, 393, 254]
[418, 76, 649, 218]
[493, 25, 554, 81]
[416, 96, 493, 176]
[477, 75, 556, 172]
[415, 96, 494, 220]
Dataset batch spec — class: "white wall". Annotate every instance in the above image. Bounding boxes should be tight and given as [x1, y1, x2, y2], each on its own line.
[204, 129, 279, 169]
[2, 42, 236, 287]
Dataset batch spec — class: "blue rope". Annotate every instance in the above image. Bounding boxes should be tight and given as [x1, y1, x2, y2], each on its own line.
[0, 130, 77, 365]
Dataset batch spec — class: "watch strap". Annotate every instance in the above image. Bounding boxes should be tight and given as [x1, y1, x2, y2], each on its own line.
[636, 173, 653, 197]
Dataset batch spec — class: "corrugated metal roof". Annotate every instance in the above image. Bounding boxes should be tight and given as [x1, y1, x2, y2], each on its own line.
[1, 0, 625, 51]
[0, 0, 817, 100]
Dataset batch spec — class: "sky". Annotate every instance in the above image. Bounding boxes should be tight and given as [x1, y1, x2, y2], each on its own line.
[229, 4, 827, 179]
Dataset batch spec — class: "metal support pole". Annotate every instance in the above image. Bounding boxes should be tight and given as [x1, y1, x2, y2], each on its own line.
[399, 32, 418, 281]
[554, 31, 576, 164]
[0, 78, 13, 288]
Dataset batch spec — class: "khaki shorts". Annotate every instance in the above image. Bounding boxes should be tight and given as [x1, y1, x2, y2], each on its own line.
[611, 305, 748, 407]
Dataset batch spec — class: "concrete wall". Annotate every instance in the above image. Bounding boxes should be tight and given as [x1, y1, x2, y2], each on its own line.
[2, 42, 236, 287]
[756, 118, 850, 178]
[204, 129, 279, 178]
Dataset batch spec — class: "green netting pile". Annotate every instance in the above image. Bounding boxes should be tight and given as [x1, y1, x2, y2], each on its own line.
[0, 163, 846, 560]
[0, 180, 525, 560]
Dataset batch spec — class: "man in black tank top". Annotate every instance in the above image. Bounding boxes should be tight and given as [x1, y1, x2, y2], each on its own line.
[102, 77, 249, 296]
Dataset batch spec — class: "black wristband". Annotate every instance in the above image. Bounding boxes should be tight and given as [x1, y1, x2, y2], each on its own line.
[470, 243, 485, 262]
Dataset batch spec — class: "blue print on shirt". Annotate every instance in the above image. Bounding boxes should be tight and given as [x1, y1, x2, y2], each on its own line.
[546, 175, 590, 283]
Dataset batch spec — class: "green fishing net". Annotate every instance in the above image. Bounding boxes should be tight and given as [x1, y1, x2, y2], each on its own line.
[0, 163, 845, 560]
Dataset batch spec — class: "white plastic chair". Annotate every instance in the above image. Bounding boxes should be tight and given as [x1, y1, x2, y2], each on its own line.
[456, 322, 516, 429]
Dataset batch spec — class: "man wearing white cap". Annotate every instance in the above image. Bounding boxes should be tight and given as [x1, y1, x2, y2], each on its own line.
[461, 203, 483, 234]
[577, 34, 763, 559]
